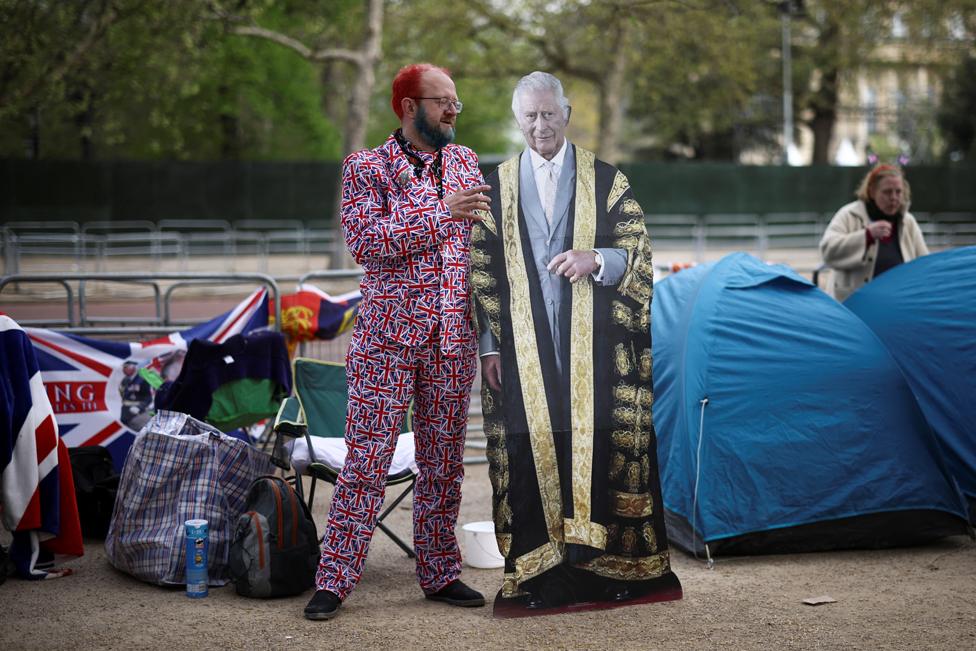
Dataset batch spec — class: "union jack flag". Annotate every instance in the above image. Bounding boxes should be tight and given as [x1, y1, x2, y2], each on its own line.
[1, 314, 84, 578]
[23, 288, 269, 470]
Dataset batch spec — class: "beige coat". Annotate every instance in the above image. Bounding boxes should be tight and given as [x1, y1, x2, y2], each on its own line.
[819, 200, 929, 301]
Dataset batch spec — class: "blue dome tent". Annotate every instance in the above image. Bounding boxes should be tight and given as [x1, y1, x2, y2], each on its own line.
[845, 246, 976, 523]
[652, 253, 969, 556]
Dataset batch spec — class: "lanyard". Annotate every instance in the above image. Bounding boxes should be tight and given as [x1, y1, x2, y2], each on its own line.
[393, 129, 444, 200]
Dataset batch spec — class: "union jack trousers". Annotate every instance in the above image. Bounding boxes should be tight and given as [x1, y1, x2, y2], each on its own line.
[315, 328, 476, 598]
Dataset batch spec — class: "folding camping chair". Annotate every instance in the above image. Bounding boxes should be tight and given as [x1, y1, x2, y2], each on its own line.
[272, 358, 417, 558]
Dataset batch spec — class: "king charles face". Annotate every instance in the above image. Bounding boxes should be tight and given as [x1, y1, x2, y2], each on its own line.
[515, 89, 569, 160]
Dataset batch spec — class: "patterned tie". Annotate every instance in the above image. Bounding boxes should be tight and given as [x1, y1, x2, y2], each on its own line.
[542, 160, 558, 224]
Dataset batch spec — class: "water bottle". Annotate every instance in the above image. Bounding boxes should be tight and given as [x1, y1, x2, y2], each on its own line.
[185, 519, 209, 598]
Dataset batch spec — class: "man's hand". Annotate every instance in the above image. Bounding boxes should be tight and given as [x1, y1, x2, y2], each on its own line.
[547, 249, 600, 283]
[444, 184, 491, 221]
[481, 354, 502, 391]
[866, 219, 893, 241]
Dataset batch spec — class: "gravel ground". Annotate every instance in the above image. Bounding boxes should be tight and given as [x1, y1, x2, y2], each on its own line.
[3, 461, 974, 651]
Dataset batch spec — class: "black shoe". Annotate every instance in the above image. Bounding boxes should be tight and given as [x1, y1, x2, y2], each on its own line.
[425, 580, 486, 607]
[304, 590, 342, 621]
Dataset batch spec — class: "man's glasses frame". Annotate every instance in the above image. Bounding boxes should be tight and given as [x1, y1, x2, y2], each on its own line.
[412, 97, 463, 113]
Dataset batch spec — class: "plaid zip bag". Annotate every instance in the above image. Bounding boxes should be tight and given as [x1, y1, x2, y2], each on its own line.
[105, 411, 274, 586]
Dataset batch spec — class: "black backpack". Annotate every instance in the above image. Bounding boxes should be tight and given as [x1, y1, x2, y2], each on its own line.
[68, 445, 121, 539]
[229, 475, 320, 598]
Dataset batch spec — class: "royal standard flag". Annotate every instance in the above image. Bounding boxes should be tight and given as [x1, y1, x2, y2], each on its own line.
[280, 285, 361, 342]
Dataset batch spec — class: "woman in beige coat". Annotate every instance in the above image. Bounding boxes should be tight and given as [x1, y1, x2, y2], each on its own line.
[819, 165, 929, 302]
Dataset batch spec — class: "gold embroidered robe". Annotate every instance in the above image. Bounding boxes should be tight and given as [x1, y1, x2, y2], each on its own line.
[471, 147, 674, 597]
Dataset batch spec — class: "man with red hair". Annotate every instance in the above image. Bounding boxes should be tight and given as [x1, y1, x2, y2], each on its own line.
[304, 63, 491, 621]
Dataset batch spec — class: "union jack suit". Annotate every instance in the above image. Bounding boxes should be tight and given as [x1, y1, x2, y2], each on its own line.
[316, 133, 483, 599]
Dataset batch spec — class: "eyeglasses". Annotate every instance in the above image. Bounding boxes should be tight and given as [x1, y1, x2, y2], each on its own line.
[412, 97, 463, 113]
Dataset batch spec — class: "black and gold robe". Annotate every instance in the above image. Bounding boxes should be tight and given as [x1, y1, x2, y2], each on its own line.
[471, 147, 675, 598]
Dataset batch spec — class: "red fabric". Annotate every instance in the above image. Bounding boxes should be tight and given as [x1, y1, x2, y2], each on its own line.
[42, 440, 83, 556]
[315, 126, 484, 600]
[11, 431, 83, 558]
[13, 413, 56, 533]
[280, 290, 320, 341]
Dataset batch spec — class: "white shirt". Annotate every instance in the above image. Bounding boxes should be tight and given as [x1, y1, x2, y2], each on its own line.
[528, 138, 569, 214]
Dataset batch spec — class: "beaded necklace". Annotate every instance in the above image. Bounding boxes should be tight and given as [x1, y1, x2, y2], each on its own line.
[393, 128, 444, 200]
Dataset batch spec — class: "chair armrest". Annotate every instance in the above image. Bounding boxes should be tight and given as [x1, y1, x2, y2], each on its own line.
[273, 396, 305, 434]
[270, 396, 306, 470]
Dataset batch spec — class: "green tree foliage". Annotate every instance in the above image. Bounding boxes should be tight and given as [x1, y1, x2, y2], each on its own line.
[0, 1, 118, 118]
[88, 17, 342, 160]
[0, 0, 341, 160]
[375, 0, 523, 156]
[459, 0, 784, 162]
[791, 0, 975, 163]
[626, 2, 782, 161]
[0, 0, 122, 157]
[3, 0, 973, 163]
[222, 0, 384, 158]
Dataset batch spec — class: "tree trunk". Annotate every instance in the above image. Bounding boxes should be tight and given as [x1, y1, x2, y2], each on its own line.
[218, 85, 242, 159]
[71, 84, 96, 161]
[809, 66, 838, 165]
[329, 0, 384, 269]
[319, 63, 345, 125]
[224, 0, 385, 268]
[26, 106, 40, 159]
[341, 0, 383, 156]
[595, 18, 631, 163]
[803, 13, 840, 166]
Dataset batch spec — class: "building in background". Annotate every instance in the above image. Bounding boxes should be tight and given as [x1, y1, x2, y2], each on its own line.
[797, 11, 972, 166]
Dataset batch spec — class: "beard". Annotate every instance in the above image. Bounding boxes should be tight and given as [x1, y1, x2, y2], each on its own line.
[414, 104, 455, 149]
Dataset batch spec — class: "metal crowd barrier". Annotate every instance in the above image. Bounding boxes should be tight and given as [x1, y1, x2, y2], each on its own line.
[0, 272, 281, 336]
[1, 220, 338, 275]
[648, 211, 975, 265]
[4, 214, 973, 277]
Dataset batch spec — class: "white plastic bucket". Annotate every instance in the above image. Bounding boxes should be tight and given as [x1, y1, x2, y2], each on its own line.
[461, 520, 504, 569]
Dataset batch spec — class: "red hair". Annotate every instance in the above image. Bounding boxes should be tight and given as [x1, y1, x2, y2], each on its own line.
[856, 164, 910, 206]
[391, 63, 451, 119]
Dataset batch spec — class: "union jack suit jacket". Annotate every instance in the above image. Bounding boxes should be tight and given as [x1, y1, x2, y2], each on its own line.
[340, 134, 484, 356]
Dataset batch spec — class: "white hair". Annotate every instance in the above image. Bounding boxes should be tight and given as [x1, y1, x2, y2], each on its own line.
[511, 71, 570, 120]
